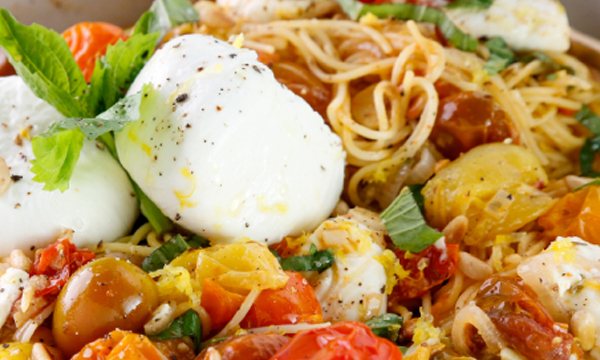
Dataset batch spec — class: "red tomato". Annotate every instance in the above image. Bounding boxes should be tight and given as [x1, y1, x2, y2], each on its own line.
[538, 184, 600, 244]
[429, 91, 517, 159]
[202, 272, 323, 331]
[0, 48, 15, 76]
[242, 271, 323, 328]
[270, 322, 403, 360]
[197, 333, 289, 360]
[474, 277, 581, 360]
[62, 22, 128, 82]
[29, 238, 95, 297]
[389, 242, 459, 302]
[70, 330, 165, 360]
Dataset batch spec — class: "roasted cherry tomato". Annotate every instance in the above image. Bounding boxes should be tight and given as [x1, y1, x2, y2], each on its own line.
[474, 277, 581, 360]
[0, 48, 15, 76]
[538, 184, 600, 244]
[62, 22, 128, 82]
[271, 62, 331, 119]
[71, 330, 165, 360]
[242, 271, 323, 328]
[389, 242, 459, 302]
[53, 258, 159, 357]
[270, 322, 403, 360]
[202, 271, 323, 330]
[197, 333, 289, 360]
[29, 238, 95, 297]
[429, 91, 516, 159]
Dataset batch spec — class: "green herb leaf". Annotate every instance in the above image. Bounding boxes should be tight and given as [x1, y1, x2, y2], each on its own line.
[132, 180, 174, 235]
[142, 234, 202, 272]
[29, 129, 85, 192]
[278, 248, 335, 274]
[339, 1, 478, 52]
[87, 33, 159, 114]
[380, 187, 443, 253]
[366, 313, 403, 342]
[133, 11, 153, 36]
[445, 0, 494, 9]
[270, 249, 283, 262]
[408, 184, 425, 213]
[576, 104, 600, 136]
[580, 136, 600, 177]
[398, 346, 409, 355]
[483, 37, 515, 75]
[147, 0, 199, 39]
[149, 309, 202, 351]
[573, 179, 600, 191]
[0, 9, 91, 118]
[187, 234, 211, 249]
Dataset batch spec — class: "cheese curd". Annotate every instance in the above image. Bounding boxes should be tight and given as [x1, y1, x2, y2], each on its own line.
[295, 209, 388, 322]
[518, 237, 600, 352]
[215, 0, 338, 22]
[0, 76, 138, 256]
[116, 34, 345, 245]
[444, 0, 570, 52]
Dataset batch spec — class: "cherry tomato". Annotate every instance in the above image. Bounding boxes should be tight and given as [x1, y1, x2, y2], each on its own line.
[29, 238, 95, 297]
[389, 242, 459, 302]
[429, 91, 517, 159]
[196, 333, 289, 360]
[271, 62, 331, 119]
[271, 322, 402, 360]
[0, 48, 15, 76]
[474, 277, 581, 360]
[62, 22, 128, 82]
[201, 278, 245, 330]
[242, 271, 323, 328]
[538, 184, 600, 244]
[358, 0, 451, 6]
[71, 330, 165, 360]
[53, 258, 159, 357]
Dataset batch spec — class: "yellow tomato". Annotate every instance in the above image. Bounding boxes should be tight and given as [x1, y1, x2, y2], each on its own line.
[423, 143, 555, 245]
[195, 242, 288, 295]
[0, 343, 32, 360]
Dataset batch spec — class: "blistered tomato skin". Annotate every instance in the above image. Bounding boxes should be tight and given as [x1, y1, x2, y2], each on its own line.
[52, 258, 159, 357]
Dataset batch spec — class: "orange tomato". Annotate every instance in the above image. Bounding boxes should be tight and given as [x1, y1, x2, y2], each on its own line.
[62, 22, 128, 82]
[242, 271, 323, 328]
[429, 92, 517, 159]
[201, 278, 245, 330]
[538, 184, 600, 244]
[197, 333, 289, 360]
[70, 330, 165, 360]
[270, 322, 403, 360]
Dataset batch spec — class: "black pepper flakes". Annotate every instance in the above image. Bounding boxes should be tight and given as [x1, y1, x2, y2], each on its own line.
[10, 175, 22, 182]
[176, 93, 188, 103]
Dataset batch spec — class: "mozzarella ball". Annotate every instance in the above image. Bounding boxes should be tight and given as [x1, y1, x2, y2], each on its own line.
[445, 0, 570, 52]
[0, 76, 138, 256]
[115, 35, 345, 245]
[214, 0, 338, 22]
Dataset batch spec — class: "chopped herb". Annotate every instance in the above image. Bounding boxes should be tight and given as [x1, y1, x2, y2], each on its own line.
[576, 105, 600, 177]
[483, 37, 514, 75]
[380, 187, 443, 253]
[142, 233, 206, 272]
[333, 0, 478, 52]
[149, 309, 202, 352]
[366, 313, 403, 342]
[275, 245, 336, 273]
[445, 0, 494, 9]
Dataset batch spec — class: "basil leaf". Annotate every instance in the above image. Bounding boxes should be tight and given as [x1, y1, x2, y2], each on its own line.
[29, 129, 85, 192]
[576, 104, 600, 136]
[398, 346, 409, 355]
[142, 234, 194, 272]
[278, 248, 335, 273]
[580, 136, 600, 178]
[0, 8, 91, 118]
[445, 0, 494, 9]
[150, 309, 202, 351]
[408, 184, 425, 213]
[483, 37, 514, 75]
[380, 187, 443, 253]
[131, 180, 173, 235]
[133, 11, 153, 36]
[366, 313, 403, 342]
[87, 33, 159, 114]
[334, 0, 478, 52]
[40, 91, 144, 141]
[270, 249, 283, 262]
[187, 234, 211, 249]
[147, 0, 199, 40]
